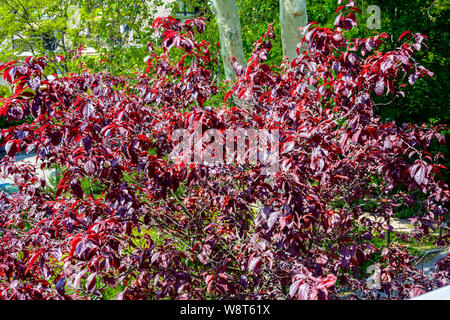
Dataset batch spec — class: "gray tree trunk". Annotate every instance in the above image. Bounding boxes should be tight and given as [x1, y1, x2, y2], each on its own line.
[212, 0, 245, 81]
[279, 0, 308, 61]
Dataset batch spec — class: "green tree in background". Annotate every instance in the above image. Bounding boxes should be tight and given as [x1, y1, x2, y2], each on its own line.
[365, 0, 449, 126]
[0, 0, 80, 74]
[0, 0, 174, 75]
[74, 0, 172, 75]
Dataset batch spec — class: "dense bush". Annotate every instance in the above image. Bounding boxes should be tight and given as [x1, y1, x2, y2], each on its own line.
[0, 1, 448, 300]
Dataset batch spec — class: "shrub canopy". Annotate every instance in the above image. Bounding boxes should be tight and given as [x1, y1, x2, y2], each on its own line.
[0, 1, 448, 300]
